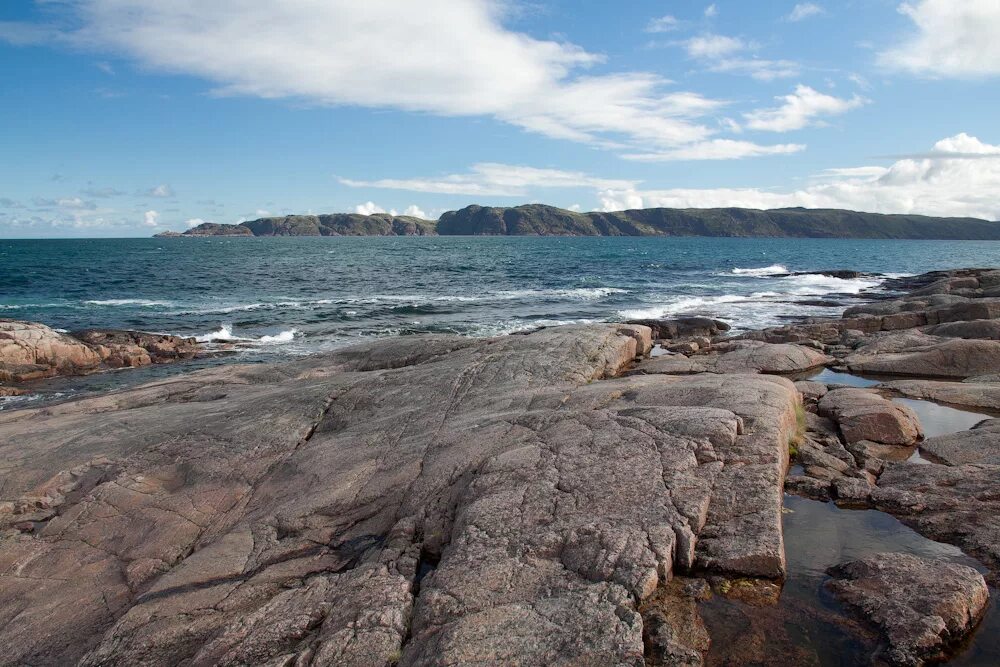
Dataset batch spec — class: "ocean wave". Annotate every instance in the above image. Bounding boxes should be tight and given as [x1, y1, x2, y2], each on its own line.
[84, 299, 174, 307]
[618, 294, 749, 320]
[777, 274, 881, 295]
[493, 287, 629, 300]
[730, 264, 788, 276]
[195, 324, 299, 345]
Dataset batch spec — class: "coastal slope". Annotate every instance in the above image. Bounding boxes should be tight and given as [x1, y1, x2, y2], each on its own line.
[160, 204, 1000, 239]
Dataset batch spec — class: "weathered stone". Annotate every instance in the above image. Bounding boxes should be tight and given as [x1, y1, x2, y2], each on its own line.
[826, 553, 989, 666]
[874, 463, 1000, 575]
[0, 324, 799, 666]
[794, 380, 828, 401]
[818, 388, 923, 446]
[0, 319, 103, 380]
[71, 329, 200, 368]
[919, 419, 1000, 465]
[702, 341, 831, 375]
[881, 379, 1000, 411]
[630, 355, 708, 375]
[846, 338, 1000, 379]
[925, 319, 1000, 340]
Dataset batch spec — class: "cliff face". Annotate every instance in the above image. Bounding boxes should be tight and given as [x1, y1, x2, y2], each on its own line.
[157, 204, 1000, 239]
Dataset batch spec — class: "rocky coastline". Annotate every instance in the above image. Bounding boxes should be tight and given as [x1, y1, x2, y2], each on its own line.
[2, 268, 1000, 665]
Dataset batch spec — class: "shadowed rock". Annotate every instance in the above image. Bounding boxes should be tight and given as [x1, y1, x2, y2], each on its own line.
[920, 420, 1000, 465]
[881, 379, 1000, 411]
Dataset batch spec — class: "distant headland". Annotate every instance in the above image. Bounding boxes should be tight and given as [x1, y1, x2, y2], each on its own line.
[156, 203, 1000, 240]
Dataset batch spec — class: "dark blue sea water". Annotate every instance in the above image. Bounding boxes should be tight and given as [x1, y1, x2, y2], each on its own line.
[4, 237, 1000, 364]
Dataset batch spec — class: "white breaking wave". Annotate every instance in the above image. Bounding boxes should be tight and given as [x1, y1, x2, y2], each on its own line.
[195, 324, 298, 345]
[84, 299, 173, 307]
[730, 264, 787, 276]
[777, 273, 881, 295]
[259, 329, 298, 344]
[619, 294, 748, 320]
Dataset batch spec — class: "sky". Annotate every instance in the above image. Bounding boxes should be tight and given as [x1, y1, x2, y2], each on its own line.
[2, 0, 1000, 237]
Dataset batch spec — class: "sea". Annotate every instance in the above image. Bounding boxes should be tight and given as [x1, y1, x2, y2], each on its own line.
[3, 236, 1000, 401]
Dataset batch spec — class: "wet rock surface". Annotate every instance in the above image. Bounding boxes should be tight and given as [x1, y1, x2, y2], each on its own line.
[826, 553, 989, 666]
[0, 324, 801, 666]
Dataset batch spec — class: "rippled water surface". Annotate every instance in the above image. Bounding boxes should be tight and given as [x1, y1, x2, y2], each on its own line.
[5, 236, 1000, 361]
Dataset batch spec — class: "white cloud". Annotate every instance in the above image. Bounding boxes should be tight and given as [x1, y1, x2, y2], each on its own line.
[402, 204, 428, 218]
[645, 15, 680, 33]
[340, 162, 640, 196]
[185, 217, 206, 228]
[0, 1, 737, 154]
[743, 85, 867, 132]
[682, 33, 799, 80]
[355, 201, 386, 216]
[705, 4, 719, 18]
[598, 133, 1000, 220]
[146, 184, 174, 197]
[879, 0, 1000, 77]
[621, 139, 805, 162]
[142, 210, 159, 227]
[786, 3, 824, 22]
[683, 34, 744, 59]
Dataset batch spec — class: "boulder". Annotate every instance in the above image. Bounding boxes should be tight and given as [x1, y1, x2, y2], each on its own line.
[818, 388, 922, 446]
[630, 355, 708, 375]
[920, 419, 1000, 465]
[826, 553, 989, 666]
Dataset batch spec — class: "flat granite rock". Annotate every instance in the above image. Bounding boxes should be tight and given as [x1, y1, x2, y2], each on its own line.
[874, 463, 1000, 578]
[818, 388, 923, 446]
[881, 379, 1000, 411]
[826, 553, 989, 666]
[846, 338, 1000, 379]
[701, 341, 832, 375]
[919, 419, 1000, 465]
[0, 324, 799, 667]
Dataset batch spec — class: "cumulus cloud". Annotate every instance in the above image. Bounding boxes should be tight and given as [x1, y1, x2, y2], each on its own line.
[0, 1, 752, 155]
[743, 85, 867, 132]
[340, 163, 641, 197]
[143, 210, 159, 227]
[145, 184, 174, 198]
[401, 205, 428, 218]
[705, 4, 719, 18]
[185, 217, 206, 228]
[879, 0, 1000, 77]
[786, 3, 824, 22]
[597, 133, 1000, 220]
[355, 201, 386, 216]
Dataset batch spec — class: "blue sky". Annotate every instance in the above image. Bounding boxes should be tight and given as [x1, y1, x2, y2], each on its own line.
[2, 0, 999, 237]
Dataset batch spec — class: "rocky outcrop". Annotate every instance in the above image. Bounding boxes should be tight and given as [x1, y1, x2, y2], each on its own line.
[1, 319, 103, 381]
[702, 341, 831, 374]
[826, 553, 989, 666]
[624, 316, 731, 340]
[163, 213, 438, 237]
[0, 324, 802, 666]
[0, 319, 202, 383]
